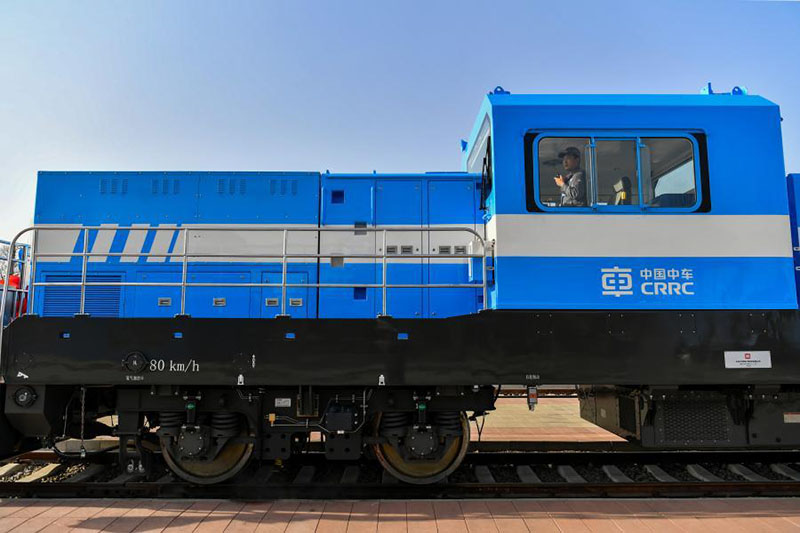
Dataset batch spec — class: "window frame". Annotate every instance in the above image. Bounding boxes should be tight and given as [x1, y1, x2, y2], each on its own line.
[467, 115, 493, 210]
[530, 131, 703, 214]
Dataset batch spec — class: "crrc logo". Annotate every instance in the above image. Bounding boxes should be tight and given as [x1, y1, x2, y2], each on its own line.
[601, 266, 695, 297]
[600, 267, 633, 297]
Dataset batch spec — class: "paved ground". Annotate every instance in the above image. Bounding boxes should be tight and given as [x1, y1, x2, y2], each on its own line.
[474, 397, 625, 442]
[4, 498, 800, 532]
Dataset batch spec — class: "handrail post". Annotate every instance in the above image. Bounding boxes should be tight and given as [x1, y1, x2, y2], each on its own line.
[481, 240, 488, 311]
[78, 228, 89, 315]
[179, 228, 189, 315]
[15, 244, 27, 319]
[29, 230, 37, 316]
[381, 229, 388, 317]
[280, 229, 288, 316]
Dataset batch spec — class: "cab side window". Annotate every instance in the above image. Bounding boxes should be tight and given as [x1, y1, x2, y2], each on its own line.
[641, 138, 696, 208]
[535, 134, 698, 211]
[595, 140, 638, 206]
[537, 137, 590, 207]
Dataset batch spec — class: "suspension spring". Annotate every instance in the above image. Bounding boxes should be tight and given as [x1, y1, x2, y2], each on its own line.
[210, 412, 240, 431]
[431, 411, 462, 431]
[380, 412, 412, 433]
[159, 412, 184, 429]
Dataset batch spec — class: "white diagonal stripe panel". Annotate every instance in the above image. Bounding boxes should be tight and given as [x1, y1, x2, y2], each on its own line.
[34, 229, 81, 263]
[146, 228, 176, 263]
[120, 224, 150, 263]
[88, 225, 118, 263]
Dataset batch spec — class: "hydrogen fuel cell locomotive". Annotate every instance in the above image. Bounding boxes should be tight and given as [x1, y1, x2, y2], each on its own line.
[3, 86, 800, 484]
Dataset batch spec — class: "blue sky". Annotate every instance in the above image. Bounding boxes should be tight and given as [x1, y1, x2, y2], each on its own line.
[1, 0, 798, 237]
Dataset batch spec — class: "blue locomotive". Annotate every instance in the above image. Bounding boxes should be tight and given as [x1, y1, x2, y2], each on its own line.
[2, 86, 800, 484]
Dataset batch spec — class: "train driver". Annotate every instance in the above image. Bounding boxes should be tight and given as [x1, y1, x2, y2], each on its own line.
[554, 146, 587, 207]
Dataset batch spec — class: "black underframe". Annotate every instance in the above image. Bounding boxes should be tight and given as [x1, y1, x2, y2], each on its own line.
[2, 309, 798, 387]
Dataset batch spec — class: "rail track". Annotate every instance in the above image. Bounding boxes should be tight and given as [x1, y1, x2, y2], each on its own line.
[3, 444, 800, 499]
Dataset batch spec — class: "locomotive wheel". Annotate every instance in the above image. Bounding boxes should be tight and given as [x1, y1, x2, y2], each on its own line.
[160, 429, 253, 485]
[373, 411, 470, 484]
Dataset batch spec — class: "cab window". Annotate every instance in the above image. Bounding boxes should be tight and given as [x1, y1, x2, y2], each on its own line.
[535, 134, 698, 211]
[595, 140, 638, 206]
[537, 137, 590, 207]
[641, 138, 696, 208]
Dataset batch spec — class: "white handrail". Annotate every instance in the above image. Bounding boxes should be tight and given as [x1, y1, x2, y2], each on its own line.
[0, 224, 489, 359]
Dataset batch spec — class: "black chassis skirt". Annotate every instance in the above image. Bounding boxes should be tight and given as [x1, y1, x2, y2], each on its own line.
[1, 309, 799, 387]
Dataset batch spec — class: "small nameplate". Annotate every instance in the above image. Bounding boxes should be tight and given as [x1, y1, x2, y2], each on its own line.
[784, 412, 800, 424]
[724, 351, 771, 369]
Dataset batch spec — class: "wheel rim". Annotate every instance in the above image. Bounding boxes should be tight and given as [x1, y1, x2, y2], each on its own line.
[374, 411, 470, 484]
[161, 430, 253, 484]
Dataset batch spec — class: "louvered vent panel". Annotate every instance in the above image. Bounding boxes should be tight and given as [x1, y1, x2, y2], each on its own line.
[42, 274, 122, 317]
[100, 178, 127, 195]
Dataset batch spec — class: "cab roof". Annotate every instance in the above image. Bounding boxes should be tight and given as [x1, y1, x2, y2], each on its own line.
[485, 92, 778, 108]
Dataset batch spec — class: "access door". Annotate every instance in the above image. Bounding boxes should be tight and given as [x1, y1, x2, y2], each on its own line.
[376, 180, 422, 318]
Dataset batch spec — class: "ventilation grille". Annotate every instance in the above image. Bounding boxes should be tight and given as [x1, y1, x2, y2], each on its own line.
[663, 400, 730, 443]
[100, 178, 128, 195]
[216, 178, 248, 195]
[151, 178, 180, 195]
[42, 274, 122, 317]
[269, 179, 298, 196]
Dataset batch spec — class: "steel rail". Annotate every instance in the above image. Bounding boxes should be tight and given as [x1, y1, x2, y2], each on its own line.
[2, 449, 800, 499]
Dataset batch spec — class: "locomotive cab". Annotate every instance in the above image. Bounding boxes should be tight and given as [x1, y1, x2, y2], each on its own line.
[464, 87, 795, 312]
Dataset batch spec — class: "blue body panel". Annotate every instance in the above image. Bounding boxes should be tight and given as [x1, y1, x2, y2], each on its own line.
[494, 257, 796, 310]
[34, 171, 321, 319]
[32, 171, 481, 319]
[317, 174, 481, 318]
[35, 171, 320, 225]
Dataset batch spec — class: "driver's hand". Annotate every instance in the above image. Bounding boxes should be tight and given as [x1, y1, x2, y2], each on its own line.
[554, 176, 564, 187]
